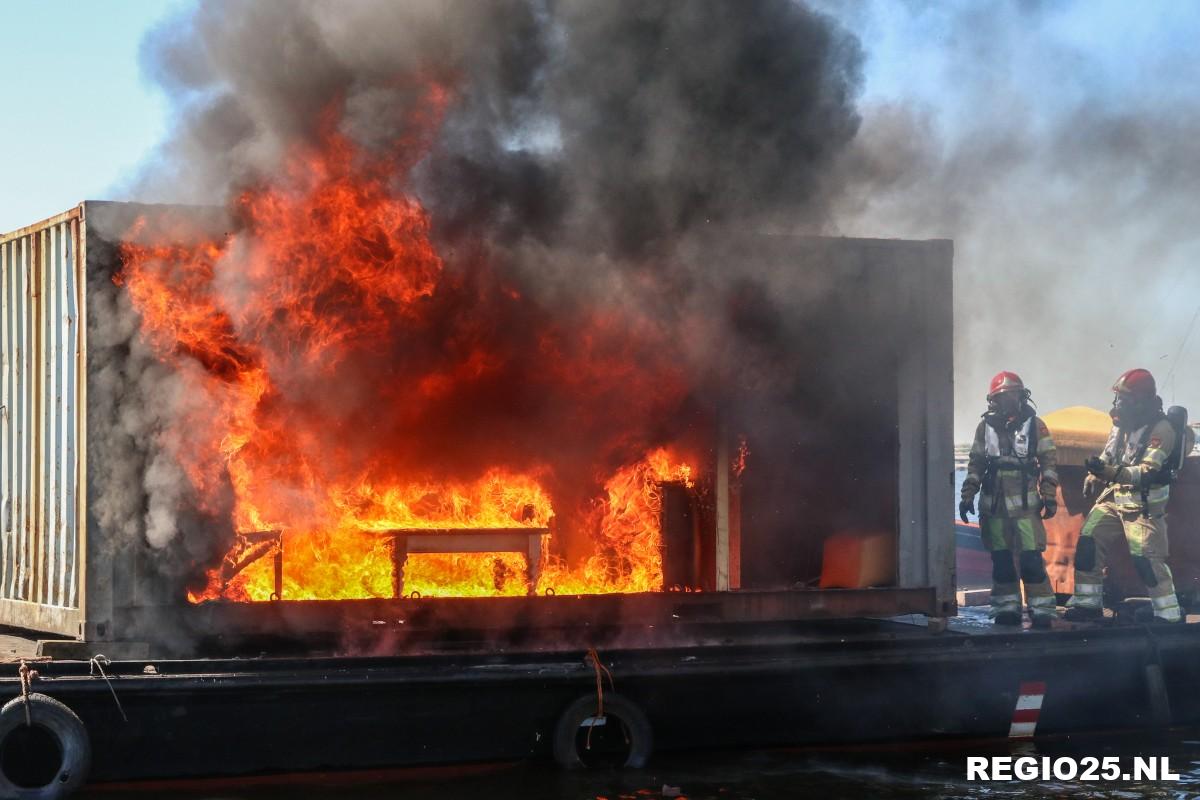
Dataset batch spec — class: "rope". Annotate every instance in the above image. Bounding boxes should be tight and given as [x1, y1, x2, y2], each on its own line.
[89, 655, 128, 723]
[18, 660, 38, 728]
[584, 648, 617, 751]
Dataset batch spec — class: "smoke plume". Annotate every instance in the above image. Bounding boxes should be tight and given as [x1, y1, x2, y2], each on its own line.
[99, 0, 871, 576]
[815, 1, 1200, 439]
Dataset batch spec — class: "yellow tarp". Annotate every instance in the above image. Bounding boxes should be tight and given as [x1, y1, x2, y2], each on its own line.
[1041, 405, 1110, 466]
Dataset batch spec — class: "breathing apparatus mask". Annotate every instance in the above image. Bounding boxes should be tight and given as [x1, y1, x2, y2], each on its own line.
[1110, 391, 1158, 431]
[987, 388, 1032, 421]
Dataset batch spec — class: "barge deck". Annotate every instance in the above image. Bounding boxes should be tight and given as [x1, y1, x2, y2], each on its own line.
[2, 609, 1199, 784]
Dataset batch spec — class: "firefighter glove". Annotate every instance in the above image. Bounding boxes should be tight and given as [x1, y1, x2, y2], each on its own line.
[1041, 498, 1057, 519]
[1084, 456, 1117, 480]
[959, 498, 975, 523]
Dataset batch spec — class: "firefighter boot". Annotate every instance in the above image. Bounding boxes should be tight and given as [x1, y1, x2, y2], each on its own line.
[1063, 606, 1102, 622]
[1128, 518, 1182, 624]
[1030, 613, 1053, 629]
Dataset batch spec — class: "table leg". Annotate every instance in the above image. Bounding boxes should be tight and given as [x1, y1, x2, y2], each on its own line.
[526, 534, 542, 596]
[272, 545, 283, 601]
[391, 534, 409, 599]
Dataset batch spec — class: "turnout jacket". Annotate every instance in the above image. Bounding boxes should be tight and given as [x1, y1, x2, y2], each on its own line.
[1093, 417, 1178, 515]
[962, 410, 1058, 518]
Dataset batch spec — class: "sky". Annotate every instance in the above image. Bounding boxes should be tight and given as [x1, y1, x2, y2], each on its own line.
[2, 1, 1199, 441]
[819, 0, 1200, 438]
[0, 0, 179, 232]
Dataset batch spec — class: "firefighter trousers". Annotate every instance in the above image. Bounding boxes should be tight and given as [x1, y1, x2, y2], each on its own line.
[980, 515, 1055, 621]
[1068, 501, 1181, 622]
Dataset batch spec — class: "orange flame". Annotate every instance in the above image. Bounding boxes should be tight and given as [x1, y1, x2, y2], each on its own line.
[733, 436, 750, 479]
[119, 92, 700, 602]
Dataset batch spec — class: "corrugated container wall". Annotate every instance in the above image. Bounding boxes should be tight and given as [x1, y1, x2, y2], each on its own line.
[0, 207, 86, 636]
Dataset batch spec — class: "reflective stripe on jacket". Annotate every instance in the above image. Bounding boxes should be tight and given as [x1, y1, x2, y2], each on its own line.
[1099, 417, 1176, 514]
[962, 412, 1058, 518]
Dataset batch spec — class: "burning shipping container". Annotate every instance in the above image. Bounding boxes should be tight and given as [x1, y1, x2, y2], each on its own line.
[0, 200, 952, 651]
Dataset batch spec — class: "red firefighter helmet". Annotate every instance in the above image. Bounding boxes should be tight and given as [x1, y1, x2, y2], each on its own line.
[988, 371, 1025, 399]
[1113, 368, 1156, 398]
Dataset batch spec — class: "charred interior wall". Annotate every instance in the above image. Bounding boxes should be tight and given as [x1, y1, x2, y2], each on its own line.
[712, 235, 951, 595]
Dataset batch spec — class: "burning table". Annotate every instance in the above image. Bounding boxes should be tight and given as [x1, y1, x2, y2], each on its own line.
[382, 527, 550, 598]
[220, 526, 553, 600]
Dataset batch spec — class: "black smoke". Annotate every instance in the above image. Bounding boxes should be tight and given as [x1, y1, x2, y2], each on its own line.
[102, 0, 913, 602]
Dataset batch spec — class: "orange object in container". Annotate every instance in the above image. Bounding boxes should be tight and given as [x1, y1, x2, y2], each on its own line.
[819, 529, 897, 589]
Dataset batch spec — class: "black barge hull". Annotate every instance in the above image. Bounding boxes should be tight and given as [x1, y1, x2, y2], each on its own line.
[6, 619, 1200, 782]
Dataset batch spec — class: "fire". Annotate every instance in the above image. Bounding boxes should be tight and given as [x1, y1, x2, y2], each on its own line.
[200, 450, 690, 602]
[733, 436, 750, 478]
[541, 449, 693, 596]
[118, 92, 702, 602]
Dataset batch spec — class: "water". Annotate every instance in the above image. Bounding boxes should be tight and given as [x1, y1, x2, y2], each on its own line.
[79, 732, 1200, 799]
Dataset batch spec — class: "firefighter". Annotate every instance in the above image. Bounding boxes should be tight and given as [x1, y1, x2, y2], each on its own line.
[1064, 369, 1183, 624]
[959, 372, 1059, 628]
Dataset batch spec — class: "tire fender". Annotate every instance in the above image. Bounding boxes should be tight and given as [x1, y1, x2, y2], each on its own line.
[552, 692, 652, 770]
[0, 692, 91, 799]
